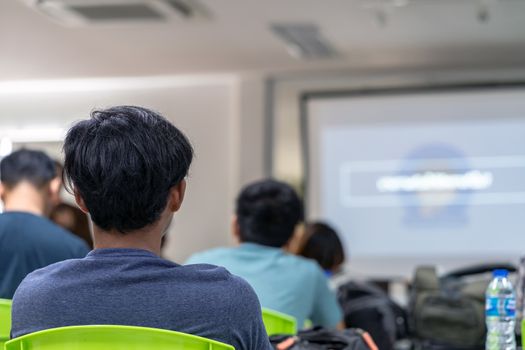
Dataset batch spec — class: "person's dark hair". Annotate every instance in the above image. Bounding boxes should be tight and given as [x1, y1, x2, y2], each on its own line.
[236, 179, 304, 247]
[63, 105, 193, 233]
[0, 149, 56, 189]
[299, 222, 346, 271]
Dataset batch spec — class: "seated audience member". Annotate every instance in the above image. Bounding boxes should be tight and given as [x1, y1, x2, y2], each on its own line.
[50, 202, 93, 248]
[50, 161, 93, 248]
[186, 179, 343, 329]
[0, 149, 89, 299]
[11, 106, 271, 350]
[297, 222, 346, 277]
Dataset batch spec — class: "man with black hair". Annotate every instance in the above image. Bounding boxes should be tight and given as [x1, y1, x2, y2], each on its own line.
[11, 106, 272, 350]
[187, 179, 343, 329]
[0, 149, 89, 299]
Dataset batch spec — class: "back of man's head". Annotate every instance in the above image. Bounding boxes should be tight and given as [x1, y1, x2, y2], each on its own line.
[236, 179, 304, 248]
[63, 105, 193, 233]
[0, 149, 56, 190]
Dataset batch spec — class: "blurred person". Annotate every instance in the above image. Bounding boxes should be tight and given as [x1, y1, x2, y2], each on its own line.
[297, 222, 346, 277]
[187, 179, 343, 329]
[50, 202, 93, 248]
[49, 161, 64, 207]
[11, 106, 271, 350]
[50, 161, 93, 248]
[0, 149, 89, 299]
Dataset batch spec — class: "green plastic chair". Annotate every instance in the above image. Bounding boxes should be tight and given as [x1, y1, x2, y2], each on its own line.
[4, 325, 234, 350]
[261, 308, 297, 336]
[522, 319, 525, 346]
[0, 299, 12, 349]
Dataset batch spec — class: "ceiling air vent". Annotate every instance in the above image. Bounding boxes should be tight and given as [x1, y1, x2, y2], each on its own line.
[67, 3, 164, 21]
[271, 23, 339, 60]
[21, 0, 210, 26]
[163, 0, 210, 19]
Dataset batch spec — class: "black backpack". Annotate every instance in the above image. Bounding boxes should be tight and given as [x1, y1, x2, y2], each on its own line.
[409, 263, 516, 350]
[337, 280, 409, 350]
[270, 327, 377, 350]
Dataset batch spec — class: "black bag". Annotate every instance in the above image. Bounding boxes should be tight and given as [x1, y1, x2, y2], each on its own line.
[337, 280, 408, 350]
[409, 263, 516, 350]
[269, 327, 377, 350]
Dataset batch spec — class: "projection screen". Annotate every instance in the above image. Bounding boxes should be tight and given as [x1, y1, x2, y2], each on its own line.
[303, 85, 525, 278]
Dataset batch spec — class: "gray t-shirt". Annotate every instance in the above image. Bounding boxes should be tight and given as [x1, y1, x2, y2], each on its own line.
[11, 248, 272, 350]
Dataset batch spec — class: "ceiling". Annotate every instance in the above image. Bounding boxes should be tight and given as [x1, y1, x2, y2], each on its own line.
[1, 0, 525, 81]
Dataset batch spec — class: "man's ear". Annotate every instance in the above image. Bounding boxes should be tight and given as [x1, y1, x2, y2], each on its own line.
[168, 179, 186, 213]
[231, 215, 241, 243]
[74, 190, 89, 214]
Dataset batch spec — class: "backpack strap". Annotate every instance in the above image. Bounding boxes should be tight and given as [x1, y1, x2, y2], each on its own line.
[356, 329, 379, 350]
[275, 336, 297, 350]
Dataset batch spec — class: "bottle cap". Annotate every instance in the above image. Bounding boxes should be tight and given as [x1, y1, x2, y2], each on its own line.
[493, 269, 508, 277]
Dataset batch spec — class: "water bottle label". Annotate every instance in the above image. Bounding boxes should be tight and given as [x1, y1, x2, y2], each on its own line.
[506, 298, 516, 317]
[486, 297, 498, 317]
[486, 296, 516, 317]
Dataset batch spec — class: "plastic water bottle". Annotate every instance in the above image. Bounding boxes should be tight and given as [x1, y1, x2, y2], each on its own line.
[486, 269, 516, 350]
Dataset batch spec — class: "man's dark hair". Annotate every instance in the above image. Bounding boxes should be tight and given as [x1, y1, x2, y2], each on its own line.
[0, 149, 56, 189]
[300, 222, 346, 271]
[63, 105, 193, 233]
[236, 179, 304, 247]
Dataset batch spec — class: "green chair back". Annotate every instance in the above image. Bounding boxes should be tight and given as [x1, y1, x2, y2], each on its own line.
[4, 325, 234, 350]
[522, 319, 525, 345]
[261, 308, 297, 336]
[0, 299, 12, 349]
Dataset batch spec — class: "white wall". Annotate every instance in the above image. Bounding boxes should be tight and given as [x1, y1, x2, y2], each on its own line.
[0, 74, 267, 262]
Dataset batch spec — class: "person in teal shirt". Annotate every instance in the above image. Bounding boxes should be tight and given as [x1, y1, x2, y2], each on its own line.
[186, 179, 343, 329]
[0, 149, 89, 299]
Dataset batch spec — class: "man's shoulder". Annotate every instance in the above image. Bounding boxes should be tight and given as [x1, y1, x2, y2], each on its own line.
[0, 212, 88, 254]
[181, 260, 246, 287]
[182, 261, 258, 302]
[0, 211, 85, 245]
[0, 211, 42, 234]
[13, 257, 83, 301]
[201, 268, 261, 312]
[23, 256, 83, 280]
